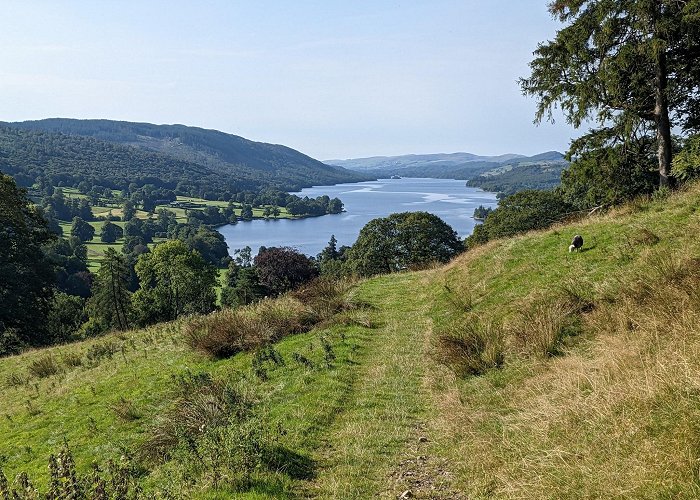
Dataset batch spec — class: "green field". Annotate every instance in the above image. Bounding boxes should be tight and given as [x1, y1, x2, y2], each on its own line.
[55, 194, 296, 272]
[5, 184, 700, 497]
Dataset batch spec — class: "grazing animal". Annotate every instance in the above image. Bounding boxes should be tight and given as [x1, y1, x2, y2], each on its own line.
[569, 234, 584, 252]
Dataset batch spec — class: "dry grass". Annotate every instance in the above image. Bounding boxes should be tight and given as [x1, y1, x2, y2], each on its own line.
[109, 396, 141, 422]
[435, 314, 505, 376]
[511, 296, 584, 357]
[184, 296, 311, 359]
[185, 278, 363, 359]
[426, 185, 700, 498]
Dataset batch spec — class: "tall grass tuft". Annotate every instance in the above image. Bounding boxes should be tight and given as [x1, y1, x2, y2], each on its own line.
[435, 314, 505, 376]
[185, 278, 360, 359]
[139, 370, 288, 490]
[512, 297, 584, 357]
[184, 296, 310, 359]
[110, 397, 141, 422]
[27, 355, 61, 379]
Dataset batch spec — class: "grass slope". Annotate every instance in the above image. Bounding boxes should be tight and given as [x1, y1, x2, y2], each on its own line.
[4, 184, 700, 497]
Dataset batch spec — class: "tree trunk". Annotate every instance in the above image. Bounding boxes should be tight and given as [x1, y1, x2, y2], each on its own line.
[654, 7, 673, 187]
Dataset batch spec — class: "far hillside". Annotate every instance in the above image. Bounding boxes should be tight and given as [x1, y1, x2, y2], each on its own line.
[2, 118, 372, 193]
[326, 151, 568, 194]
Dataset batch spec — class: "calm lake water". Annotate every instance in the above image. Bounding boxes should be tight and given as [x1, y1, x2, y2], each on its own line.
[217, 177, 499, 257]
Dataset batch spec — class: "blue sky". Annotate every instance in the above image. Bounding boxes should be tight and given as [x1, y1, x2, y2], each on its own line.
[0, 1, 576, 159]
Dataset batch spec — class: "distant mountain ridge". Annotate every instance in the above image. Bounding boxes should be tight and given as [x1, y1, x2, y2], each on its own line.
[325, 151, 564, 174]
[2, 118, 371, 191]
[325, 151, 568, 194]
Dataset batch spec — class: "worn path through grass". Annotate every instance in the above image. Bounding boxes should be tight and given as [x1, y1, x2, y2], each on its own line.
[307, 271, 459, 499]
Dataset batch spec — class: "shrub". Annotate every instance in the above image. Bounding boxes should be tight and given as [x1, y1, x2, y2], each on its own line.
[435, 315, 505, 376]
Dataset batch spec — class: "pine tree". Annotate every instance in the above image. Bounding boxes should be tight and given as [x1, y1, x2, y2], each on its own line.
[90, 248, 132, 331]
[520, 0, 700, 188]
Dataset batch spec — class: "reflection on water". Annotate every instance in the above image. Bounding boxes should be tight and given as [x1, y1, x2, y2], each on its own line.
[217, 177, 498, 257]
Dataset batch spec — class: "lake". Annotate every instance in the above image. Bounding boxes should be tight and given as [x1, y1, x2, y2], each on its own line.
[217, 177, 499, 257]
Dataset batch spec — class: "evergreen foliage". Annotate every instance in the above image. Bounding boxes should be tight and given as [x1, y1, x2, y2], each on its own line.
[89, 248, 133, 332]
[520, 0, 700, 190]
[0, 174, 56, 354]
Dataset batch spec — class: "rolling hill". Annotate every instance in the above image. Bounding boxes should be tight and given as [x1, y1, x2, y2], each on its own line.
[0, 119, 371, 194]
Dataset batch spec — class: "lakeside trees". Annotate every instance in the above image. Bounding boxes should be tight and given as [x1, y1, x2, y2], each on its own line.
[132, 240, 217, 325]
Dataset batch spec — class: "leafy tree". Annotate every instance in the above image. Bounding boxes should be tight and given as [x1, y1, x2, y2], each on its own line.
[89, 248, 133, 331]
[0, 174, 56, 354]
[346, 212, 463, 276]
[240, 204, 254, 220]
[560, 128, 657, 208]
[220, 262, 267, 307]
[100, 220, 123, 243]
[42, 236, 92, 297]
[520, 0, 700, 188]
[253, 247, 318, 296]
[70, 216, 95, 242]
[122, 200, 136, 221]
[132, 240, 217, 325]
[233, 246, 253, 267]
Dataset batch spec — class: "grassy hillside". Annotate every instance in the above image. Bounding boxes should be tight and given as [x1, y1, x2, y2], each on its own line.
[3, 184, 700, 497]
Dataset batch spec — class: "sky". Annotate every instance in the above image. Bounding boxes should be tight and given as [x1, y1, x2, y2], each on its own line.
[0, 1, 577, 160]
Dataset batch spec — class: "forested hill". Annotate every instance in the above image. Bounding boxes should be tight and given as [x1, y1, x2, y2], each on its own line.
[1, 118, 370, 193]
